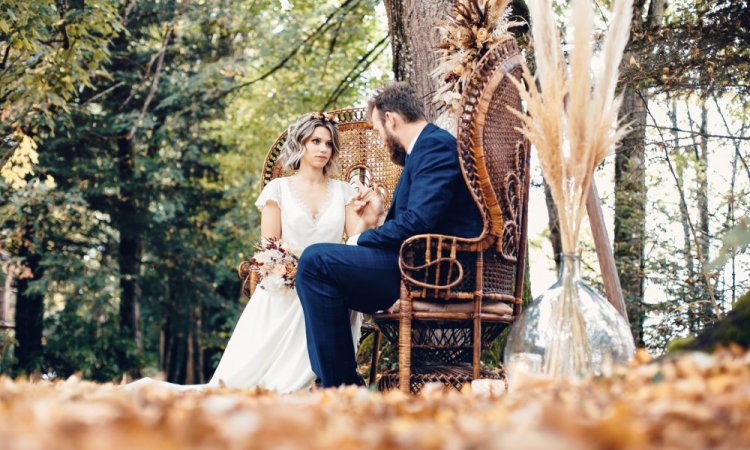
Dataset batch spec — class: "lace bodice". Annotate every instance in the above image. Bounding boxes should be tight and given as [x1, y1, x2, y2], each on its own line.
[255, 177, 356, 254]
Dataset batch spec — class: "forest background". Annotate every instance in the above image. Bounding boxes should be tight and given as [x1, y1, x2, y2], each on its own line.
[0, 0, 747, 383]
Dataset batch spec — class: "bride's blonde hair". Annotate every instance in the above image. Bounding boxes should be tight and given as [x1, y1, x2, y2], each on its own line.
[279, 113, 340, 175]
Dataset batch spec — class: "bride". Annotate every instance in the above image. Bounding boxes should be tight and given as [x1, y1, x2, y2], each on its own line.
[128, 113, 382, 392]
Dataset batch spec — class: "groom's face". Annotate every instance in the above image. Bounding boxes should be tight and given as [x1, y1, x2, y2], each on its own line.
[371, 108, 406, 166]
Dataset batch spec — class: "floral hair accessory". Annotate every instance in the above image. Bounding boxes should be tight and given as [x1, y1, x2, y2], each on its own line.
[310, 111, 339, 125]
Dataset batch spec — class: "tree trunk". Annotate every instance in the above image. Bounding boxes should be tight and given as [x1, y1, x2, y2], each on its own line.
[614, 88, 647, 346]
[685, 97, 716, 327]
[383, 0, 452, 121]
[671, 99, 695, 310]
[117, 136, 144, 376]
[185, 305, 204, 384]
[697, 100, 713, 320]
[714, 97, 745, 308]
[162, 275, 203, 384]
[13, 231, 44, 376]
[383, 0, 413, 85]
[613, 0, 666, 347]
[165, 317, 187, 383]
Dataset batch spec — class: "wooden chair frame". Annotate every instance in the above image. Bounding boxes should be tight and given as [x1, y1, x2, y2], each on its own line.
[371, 38, 530, 393]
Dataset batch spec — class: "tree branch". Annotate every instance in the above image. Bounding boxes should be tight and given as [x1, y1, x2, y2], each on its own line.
[637, 89, 722, 318]
[660, 141, 722, 318]
[711, 93, 750, 184]
[322, 17, 345, 75]
[80, 81, 125, 106]
[126, 25, 174, 140]
[0, 45, 10, 69]
[209, 0, 360, 103]
[645, 124, 750, 141]
[121, 0, 137, 26]
[321, 34, 389, 111]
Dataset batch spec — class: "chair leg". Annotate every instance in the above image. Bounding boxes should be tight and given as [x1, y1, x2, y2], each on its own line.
[472, 314, 481, 380]
[398, 283, 412, 394]
[368, 328, 382, 388]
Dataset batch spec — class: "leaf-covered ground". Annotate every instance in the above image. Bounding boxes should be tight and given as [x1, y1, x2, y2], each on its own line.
[1, 348, 748, 450]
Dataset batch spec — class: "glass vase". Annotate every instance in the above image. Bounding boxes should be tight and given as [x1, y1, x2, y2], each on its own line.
[504, 253, 635, 383]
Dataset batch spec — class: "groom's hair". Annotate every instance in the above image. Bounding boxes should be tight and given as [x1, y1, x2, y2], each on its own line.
[367, 82, 426, 124]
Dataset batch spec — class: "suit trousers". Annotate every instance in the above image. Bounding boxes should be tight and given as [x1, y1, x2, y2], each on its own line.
[296, 242, 400, 387]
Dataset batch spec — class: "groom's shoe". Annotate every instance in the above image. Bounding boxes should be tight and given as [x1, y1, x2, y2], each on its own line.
[347, 373, 366, 388]
[316, 374, 365, 389]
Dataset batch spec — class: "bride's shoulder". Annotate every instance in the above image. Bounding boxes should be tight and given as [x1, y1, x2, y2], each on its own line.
[332, 179, 355, 191]
[333, 179, 357, 204]
[264, 177, 291, 189]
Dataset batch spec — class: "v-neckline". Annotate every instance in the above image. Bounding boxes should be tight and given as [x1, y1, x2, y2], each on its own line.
[287, 177, 333, 224]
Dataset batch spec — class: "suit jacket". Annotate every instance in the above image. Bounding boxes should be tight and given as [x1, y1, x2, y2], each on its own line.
[357, 123, 483, 250]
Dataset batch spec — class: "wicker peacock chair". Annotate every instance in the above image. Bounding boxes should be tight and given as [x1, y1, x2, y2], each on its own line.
[251, 37, 529, 394]
[370, 37, 530, 393]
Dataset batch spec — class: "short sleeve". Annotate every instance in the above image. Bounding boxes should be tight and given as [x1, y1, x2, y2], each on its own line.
[341, 181, 357, 206]
[255, 178, 282, 210]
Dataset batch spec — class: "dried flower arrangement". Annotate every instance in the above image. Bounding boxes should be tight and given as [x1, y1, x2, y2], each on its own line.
[508, 0, 633, 253]
[503, 0, 636, 381]
[432, 0, 521, 116]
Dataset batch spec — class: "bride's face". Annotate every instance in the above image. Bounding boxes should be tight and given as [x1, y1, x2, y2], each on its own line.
[300, 126, 333, 171]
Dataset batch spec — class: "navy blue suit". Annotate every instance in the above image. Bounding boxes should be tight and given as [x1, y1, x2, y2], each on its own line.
[296, 123, 483, 386]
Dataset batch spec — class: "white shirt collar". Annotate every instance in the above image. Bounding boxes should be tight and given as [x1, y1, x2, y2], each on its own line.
[406, 123, 428, 155]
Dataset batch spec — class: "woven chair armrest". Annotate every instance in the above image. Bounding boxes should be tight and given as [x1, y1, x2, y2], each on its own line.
[398, 234, 480, 291]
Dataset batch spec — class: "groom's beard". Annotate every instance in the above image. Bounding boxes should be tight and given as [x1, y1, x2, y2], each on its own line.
[386, 130, 407, 167]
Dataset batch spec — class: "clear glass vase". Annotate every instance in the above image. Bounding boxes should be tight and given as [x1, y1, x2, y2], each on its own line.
[504, 253, 635, 383]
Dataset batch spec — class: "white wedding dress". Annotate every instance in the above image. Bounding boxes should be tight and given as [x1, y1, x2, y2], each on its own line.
[128, 177, 362, 393]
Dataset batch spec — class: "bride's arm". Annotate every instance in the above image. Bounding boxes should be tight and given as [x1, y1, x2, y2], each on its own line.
[345, 203, 369, 237]
[344, 196, 384, 237]
[260, 201, 282, 239]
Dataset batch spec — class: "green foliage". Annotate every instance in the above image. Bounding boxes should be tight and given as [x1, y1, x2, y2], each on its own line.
[615, 0, 749, 96]
[0, 0, 123, 152]
[711, 217, 750, 270]
[668, 289, 750, 353]
[1, 0, 390, 380]
[45, 305, 141, 381]
[0, 328, 15, 372]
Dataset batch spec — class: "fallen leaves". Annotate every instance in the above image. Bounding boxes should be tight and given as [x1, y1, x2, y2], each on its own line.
[1, 348, 749, 450]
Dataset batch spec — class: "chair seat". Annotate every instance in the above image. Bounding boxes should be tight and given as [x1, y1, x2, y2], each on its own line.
[382, 299, 513, 318]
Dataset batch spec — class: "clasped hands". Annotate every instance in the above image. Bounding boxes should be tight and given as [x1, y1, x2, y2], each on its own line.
[352, 180, 385, 227]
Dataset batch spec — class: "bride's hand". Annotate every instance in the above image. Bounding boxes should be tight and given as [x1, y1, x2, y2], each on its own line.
[350, 180, 370, 212]
[353, 180, 384, 227]
[360, 200, 383, 227]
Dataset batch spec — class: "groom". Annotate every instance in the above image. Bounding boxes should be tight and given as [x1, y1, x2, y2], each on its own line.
[296, 82, 483, 387]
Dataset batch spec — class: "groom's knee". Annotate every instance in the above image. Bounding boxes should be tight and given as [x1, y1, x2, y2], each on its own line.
[298, 243, 332, 278]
